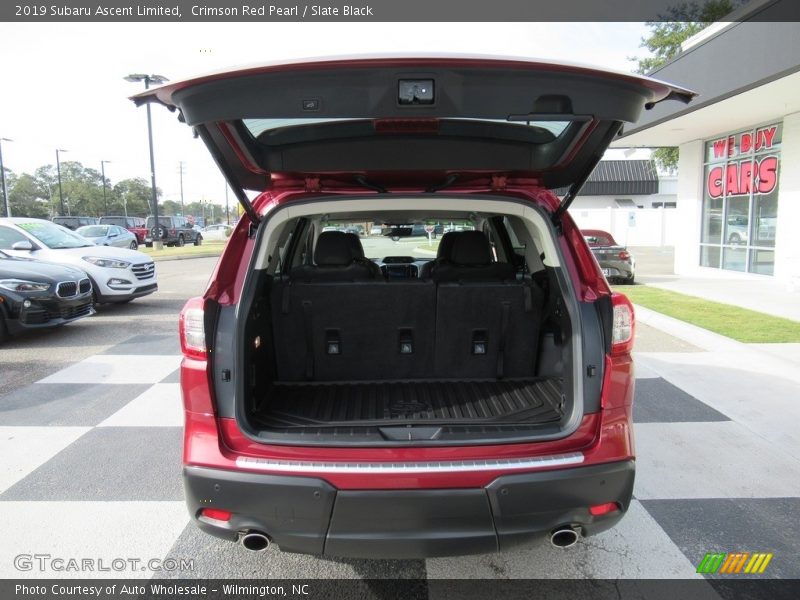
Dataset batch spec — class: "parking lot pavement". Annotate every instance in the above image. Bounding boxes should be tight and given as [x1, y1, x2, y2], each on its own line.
[1, 257, 799, 581]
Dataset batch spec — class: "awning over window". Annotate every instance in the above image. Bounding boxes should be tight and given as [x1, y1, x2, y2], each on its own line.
[552, 160, 659, 196]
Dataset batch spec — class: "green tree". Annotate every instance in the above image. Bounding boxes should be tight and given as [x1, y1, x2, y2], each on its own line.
[111, 178, 159, 217]
[631, 1, 739, 172]
[7, 171, 50, 218]
[632, 1, 738, 75]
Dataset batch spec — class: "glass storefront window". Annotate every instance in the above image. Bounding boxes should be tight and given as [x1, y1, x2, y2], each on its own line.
[700, 123, 781, 275]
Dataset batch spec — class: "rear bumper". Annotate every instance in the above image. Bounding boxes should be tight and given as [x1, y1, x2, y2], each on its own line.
[184, 459, 634, 558]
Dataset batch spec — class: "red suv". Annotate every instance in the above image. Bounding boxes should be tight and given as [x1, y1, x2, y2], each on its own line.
[134, 57, 693, 558]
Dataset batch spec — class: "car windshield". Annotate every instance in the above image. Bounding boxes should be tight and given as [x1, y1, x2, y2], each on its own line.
[77, 225, 109, 237]
[18, 221, 94, 249]
[146, 217, 170, 228]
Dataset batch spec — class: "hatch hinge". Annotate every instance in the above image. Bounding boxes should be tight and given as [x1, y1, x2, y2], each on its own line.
[491, 175, 508, 191]
[304, 177, 321, 192]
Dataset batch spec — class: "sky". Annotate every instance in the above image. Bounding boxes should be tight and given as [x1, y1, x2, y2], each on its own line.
[0, 22, 652, 209]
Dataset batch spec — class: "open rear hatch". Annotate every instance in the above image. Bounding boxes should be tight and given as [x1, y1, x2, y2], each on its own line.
[139, 57, 693, 446]
[131, 56, 695, 220]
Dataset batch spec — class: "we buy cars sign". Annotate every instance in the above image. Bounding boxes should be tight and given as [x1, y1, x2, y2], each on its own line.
[706, 125, 780, 198]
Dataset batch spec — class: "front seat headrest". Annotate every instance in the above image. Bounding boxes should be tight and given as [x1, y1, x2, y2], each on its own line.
[314, 231, 355, 266]
[448, 231, 493, 265]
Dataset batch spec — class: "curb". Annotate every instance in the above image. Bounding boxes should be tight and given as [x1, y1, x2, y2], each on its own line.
[634, 303, 800, 371]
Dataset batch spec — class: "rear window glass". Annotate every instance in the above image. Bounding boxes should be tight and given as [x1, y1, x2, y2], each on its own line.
[100, 217, 126, 227]
[243, 118, 570, 139]
[583, 233, 616, 246]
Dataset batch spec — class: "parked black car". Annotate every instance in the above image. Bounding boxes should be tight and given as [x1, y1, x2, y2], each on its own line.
[52, 216, 99, 231]
[0, 250, 94, 342]
[145, 216, 203, 247]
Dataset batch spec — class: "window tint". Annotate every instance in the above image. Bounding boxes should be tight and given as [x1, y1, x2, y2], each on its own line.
[0, 226, 29, 249]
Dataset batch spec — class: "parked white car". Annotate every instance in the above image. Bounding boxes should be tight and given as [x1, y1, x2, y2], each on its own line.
[201, 223, 233, 241]
[0, 218, 157, 303]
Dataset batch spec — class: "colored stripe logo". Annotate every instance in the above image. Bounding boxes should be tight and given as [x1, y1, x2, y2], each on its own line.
[697, 552, 773, 574]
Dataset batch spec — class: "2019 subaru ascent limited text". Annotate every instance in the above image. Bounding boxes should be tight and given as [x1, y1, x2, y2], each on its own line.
[133, 56, 694, 558]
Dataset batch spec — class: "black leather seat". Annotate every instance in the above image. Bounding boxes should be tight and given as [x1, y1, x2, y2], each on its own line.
[430, 231, 516, 282]
[345, 233, 382, 278]
[419, 231, 456, 279]
[291, 231, 379, 282]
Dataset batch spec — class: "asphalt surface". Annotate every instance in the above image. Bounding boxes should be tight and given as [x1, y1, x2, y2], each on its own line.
[7, 244, 798, 582]
[0, 257, 217, 396]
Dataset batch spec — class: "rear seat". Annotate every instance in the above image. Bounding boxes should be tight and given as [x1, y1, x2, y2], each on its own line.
[272, 280, 435, 381]
[272, 231, 542, 383]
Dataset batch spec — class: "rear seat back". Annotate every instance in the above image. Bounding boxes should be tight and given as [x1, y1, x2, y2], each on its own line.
[434, 281, 544, 379]
[272, 280, 436, 382]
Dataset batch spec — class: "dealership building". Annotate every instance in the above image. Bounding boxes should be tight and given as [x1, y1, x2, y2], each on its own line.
[614, 0, 800, 285]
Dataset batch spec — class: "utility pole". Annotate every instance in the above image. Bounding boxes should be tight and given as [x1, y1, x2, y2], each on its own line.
[178, 161, 185, 215]
[124, 73, 168, 249]
[0, 138, 12, 218]
[56, 148, 67, 216]
[101, 160, 111, 216]
[225, 183, 230, 225]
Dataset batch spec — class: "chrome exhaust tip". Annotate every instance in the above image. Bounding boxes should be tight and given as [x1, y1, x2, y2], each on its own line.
[550, 526, 580, 548]
[240, 531, 271, 552]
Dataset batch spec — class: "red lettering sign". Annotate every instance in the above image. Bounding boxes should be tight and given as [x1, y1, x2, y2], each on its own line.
[757, 156, 778, 194]
[707, 166, 723, 198]
[706, 157, 778, 197]
[713, 139, 727, 159]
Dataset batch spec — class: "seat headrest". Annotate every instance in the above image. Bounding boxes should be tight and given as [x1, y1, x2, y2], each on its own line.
[448, 231, 493, 265]
[436, 232, 457, 260]
[345, 232, 366, 259]
[314, 231, 355, 266]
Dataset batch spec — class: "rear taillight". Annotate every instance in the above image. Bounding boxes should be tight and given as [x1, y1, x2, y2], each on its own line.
[170, 228, 177, 235]
[618, 250, 630, 261]
[610, 292, 635, 356]
[179, 296, 206, 359]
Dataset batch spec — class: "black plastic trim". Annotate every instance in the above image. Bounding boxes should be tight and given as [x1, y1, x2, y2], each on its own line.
[184, 459, 634, 558]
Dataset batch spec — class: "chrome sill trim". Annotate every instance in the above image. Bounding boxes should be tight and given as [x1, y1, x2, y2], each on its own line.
[235, 452, 584, 474]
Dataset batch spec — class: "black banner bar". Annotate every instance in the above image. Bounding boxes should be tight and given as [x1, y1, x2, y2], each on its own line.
[3, 0, 800, 22]
[3, 579, 800, 600]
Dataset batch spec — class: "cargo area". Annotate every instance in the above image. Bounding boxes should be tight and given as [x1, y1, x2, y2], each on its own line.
[253, 378, 565, 428]
[228, 201, 597, 445]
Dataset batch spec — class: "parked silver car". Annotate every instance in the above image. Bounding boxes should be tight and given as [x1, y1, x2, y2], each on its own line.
[76, 225, 139, 250]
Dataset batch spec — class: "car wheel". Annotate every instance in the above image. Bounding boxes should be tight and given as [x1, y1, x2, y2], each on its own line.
[728, 233, 741, 244]
[194, 235, 203, 246]
[177, 235, 185, 247]
[625, 274, 635, 285]
[129, 241, 138, 250]
[145, 243, 152, 248]
[391, 235, 400, 242]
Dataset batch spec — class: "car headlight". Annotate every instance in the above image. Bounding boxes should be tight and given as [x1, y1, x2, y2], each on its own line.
[82, 256, 131, 269]
[0, 279, 51, 292]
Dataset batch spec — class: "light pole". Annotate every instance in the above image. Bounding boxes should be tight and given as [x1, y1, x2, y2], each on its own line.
[0, 138, 12, 218]
[225, 183, 230, 225]
[178, 161, 185, 215]
[124, 73, 168, 248]
[56, 148, 67, 216]
[100, 160, 111, 216]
